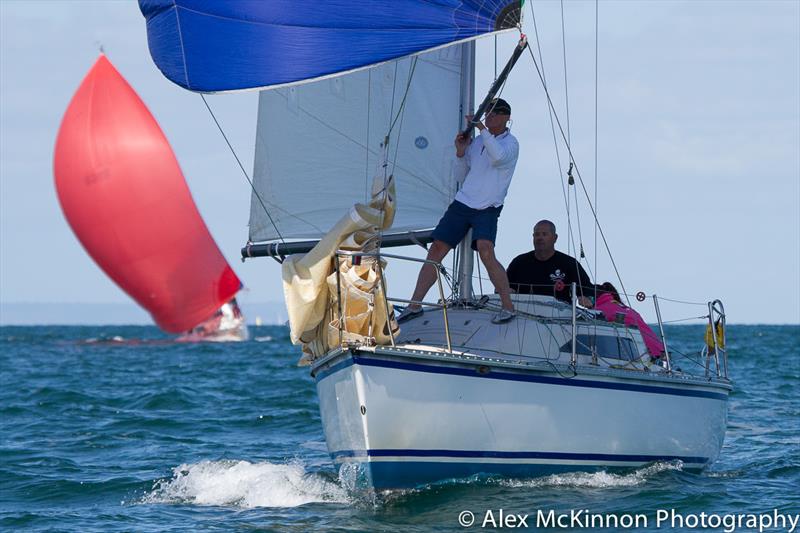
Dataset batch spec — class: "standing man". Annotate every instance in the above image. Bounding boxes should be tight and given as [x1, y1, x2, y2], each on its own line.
[507, 220, 594, 307]
[398, 98, 519, 324]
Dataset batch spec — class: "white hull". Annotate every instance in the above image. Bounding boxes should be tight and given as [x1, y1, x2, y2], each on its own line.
[177, 320, 249, 342]
[312, 319, 730, 488]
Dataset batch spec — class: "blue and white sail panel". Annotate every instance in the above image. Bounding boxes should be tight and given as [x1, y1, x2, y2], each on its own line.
[138, 0, 521, 92]
[248, 46, 465, 242]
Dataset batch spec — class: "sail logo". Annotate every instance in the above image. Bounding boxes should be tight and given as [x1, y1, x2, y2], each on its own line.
[414, 136, 428, 149]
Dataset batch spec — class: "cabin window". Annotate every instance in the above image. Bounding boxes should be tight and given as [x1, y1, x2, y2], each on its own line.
[560, 334, 639, 361]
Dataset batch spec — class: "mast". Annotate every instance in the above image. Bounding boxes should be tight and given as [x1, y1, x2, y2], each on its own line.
[454, 36, 528, 301]
[455, 41, 476, 301]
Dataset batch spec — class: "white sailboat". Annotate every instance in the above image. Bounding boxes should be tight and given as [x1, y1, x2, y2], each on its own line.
[178, 299, 249, 343]
[139, 0, 730, 489]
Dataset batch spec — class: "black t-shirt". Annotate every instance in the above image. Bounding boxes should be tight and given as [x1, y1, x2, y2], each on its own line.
[506, 250, 594, 302]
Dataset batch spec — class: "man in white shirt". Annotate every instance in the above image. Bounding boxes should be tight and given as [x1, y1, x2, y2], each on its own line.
[398, 98, 519, 324]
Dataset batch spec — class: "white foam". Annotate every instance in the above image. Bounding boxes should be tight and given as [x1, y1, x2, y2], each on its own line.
[500, 461, 684, 489]
[83, 336, 125, 344]
[175, 333, 247, 343]
[143, 459, 348, 508]
[254, 336, 273, 342]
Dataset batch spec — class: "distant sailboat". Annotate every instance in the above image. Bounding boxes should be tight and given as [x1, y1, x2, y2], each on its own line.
[179, 297, 248, 342]
[54, 55, 248, 341]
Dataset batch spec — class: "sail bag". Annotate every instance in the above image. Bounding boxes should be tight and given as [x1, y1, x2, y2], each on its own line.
[284, 174, 399, 359]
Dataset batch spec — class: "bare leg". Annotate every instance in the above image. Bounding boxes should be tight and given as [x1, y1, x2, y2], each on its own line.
[407, 240, 452, 309]
[476, 240, 514, 311]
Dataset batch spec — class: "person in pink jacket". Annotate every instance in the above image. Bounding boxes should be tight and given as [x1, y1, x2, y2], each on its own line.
[595, 282, 665, 358]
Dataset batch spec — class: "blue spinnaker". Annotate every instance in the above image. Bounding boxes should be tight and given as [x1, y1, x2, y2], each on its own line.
[139, 0, 522, 92]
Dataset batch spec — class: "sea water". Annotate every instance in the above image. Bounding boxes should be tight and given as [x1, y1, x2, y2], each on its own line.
[1, 325, 797, 532]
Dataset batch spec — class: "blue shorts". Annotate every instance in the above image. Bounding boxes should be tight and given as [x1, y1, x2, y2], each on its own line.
[431, 200, 503, 250]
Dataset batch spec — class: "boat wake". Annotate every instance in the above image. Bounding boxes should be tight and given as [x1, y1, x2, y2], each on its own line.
[84, 336, 128, 344]
[141, 459, 348, 508]
[80, 335, 246, 345]
[499, 461, 684, 489]
[81, 337, 173, 346]
[175, 333, 247, 343]
[141, 460, 686, 508]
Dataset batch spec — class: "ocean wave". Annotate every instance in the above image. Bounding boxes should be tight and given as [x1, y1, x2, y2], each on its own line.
[499, 461, 684, 489]
[141, 459, 348, 508]
[84, 336, 127, 344]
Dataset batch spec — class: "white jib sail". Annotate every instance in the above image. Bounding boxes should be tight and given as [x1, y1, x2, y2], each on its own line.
[248, 45, 465, 242]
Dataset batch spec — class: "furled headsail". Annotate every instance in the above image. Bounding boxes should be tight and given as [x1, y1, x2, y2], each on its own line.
[53, 55, 242, 333]
[139, 0, 523, 92]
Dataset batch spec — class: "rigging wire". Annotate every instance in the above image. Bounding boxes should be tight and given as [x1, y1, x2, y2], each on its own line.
[523, 44, 630, 306]
[383, 62, 415, 243]
[389, 57, 418, 174]
[652, 296, 709, 306]
[559, 1, 591, 284]
[668, 348, 708, 370]
[361, 60, 402, 250]
[553, 1, 589, 270]
[386, 57, 418, 142]
[594, 0, 599, 297]
[528, 2, 577, 258]
[365, 69, 372, 204]
[660, 316, 709, 323]
[570, 171, 593, 281]
[371, 56, 419, 249]
[560, 0, 572, 146]
[388, 61, 400, 133]
[533, 1, 595, 287]
[199, 94, 285, 245]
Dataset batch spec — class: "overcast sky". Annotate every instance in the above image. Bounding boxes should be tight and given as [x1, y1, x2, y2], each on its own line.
[1, 1, 798, 325]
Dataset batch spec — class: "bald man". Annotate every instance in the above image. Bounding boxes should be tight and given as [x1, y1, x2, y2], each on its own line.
[507, 220, 594, 307]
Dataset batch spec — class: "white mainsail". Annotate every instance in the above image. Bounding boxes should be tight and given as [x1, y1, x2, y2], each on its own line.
[248, 45, 466, 243]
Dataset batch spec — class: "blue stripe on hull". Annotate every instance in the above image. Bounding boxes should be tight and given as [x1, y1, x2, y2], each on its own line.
[331, 448, 710, 464]
[314, 355, 730, 400]
[342, 460, 704, 489]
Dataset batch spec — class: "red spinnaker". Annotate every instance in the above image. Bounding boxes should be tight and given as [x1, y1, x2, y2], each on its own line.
[54, 55, 241, 333]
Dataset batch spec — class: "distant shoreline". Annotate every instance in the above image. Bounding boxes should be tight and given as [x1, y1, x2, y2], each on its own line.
[0, 302, 288, 326]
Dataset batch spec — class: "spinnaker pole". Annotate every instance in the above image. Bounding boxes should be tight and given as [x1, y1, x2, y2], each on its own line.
[461, 35, 529, 137]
